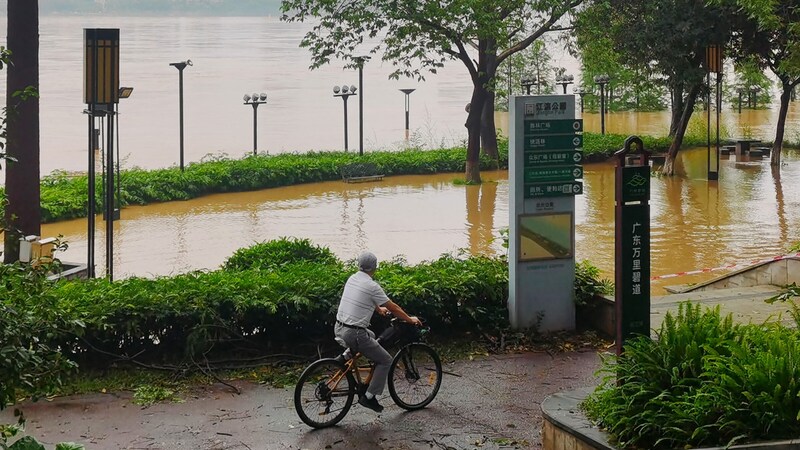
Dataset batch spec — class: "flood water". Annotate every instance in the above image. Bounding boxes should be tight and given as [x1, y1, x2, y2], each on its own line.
[4, 15, 800, 293]
[0, 16, 799, 180]
[34, 147, 800, 294]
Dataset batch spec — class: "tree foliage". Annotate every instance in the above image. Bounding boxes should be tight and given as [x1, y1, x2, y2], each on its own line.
[717, 0, 800, 165]
[280, 0, 582, 182]
[574, 0, 735, 175]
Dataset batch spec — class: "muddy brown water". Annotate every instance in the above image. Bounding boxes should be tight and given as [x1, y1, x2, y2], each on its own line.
[19, 146, 800, 294]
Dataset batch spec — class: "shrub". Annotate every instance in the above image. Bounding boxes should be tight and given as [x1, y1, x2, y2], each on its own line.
[584, 302, 800, 449]
[0, 263, 81, 410]
[223, 237, 339, 271]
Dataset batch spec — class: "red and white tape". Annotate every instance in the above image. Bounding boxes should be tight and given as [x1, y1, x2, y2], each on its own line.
[650, 252, 800, 281]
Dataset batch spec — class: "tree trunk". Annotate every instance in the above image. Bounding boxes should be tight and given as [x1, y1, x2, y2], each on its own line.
[480, 45, 499, 164]
[662, 83, 701, 176]
[771, 78, 794, 166]
[464, 41, 489, 184]
[4, 0, 41, 263]
[465, 82, 486, 184]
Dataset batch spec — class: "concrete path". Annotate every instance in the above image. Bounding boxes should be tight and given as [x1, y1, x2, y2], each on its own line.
[0, 350, 603, 450]
[651, 285, 793, 332]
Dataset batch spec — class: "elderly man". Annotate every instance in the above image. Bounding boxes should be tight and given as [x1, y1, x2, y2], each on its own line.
[334, 251, 421, 413]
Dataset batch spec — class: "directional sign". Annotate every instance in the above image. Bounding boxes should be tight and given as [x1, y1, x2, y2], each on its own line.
[525, 150, 583, 166]
[524, 119, 583, 135]
[524, 134, 583, 152]
[524, 181, 583, 198]
[524, 166, 583, 183]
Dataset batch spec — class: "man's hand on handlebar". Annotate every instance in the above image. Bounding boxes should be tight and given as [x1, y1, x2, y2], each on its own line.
[408, 316, 422, 327]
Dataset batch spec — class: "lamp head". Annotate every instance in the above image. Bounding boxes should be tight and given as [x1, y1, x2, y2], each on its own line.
[333, 85, 341, 94]
[259, 93, 267, 101]
[186, 59, 193, 66]
[342, 85, 349, 93]
[243, 94, 251, 102]
[350, 85, 357, 93]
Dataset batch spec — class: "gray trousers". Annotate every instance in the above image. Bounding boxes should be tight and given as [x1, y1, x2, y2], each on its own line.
[334, 322, 393, 397]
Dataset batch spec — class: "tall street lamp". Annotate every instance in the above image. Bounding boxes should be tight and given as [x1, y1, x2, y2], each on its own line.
[169, 59, 192, 171]
[399, 88, 415, 140]
[555, 73, 574, 94]
[243, 92, 267, 155]
[354, 55, 370, 156]
[574, 86, 588, 113]
[594, 74, 610, 135]
[334, 84, 357, 151]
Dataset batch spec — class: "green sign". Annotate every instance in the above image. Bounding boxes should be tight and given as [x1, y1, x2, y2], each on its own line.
[524, 165, 583, 183]
[619, 204, 650, 342]
[524, 134, 583, 152]
[622, 166, 650, 202]
[524, 119, 583, 135]
[525, 150, 583, 166]
[524, 181, 583, 198]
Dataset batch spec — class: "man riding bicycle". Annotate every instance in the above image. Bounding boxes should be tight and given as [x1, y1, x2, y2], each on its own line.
[334, 251, 421, 413]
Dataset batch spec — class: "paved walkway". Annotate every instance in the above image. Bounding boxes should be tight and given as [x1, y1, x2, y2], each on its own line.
[652, 285, 792, 331]
[0, 351, 603, 450]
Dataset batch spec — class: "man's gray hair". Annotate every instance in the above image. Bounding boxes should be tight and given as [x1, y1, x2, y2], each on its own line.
[357, 251, 378, 272]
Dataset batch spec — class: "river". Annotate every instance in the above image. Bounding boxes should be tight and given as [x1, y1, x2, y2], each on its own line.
[1, 16, 799, 179]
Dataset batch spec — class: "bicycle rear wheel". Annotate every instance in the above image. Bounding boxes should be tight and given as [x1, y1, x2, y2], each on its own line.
[388, 343, 442, 410]
[294, 358, 356, 428]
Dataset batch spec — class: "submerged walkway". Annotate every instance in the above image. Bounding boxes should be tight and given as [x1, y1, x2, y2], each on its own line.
[651, 284, 792, 332]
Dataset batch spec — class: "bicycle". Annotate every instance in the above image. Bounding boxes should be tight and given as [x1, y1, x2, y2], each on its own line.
[293, 318, 443, 428]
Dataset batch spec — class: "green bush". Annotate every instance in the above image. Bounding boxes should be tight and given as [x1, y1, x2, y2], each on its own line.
[223, 237, 339, 271]
[584, 302, 800, 449]
[0, 263, 81, 410]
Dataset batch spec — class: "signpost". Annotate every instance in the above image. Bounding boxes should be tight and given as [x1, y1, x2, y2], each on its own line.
[614, 136, 651, 355]
[509, 94, 583, 331]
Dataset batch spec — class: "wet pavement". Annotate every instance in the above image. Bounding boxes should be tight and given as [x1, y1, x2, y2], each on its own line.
[0, 350, 602, 450]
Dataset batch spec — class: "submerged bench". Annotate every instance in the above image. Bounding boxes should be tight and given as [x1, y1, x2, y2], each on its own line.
[339, 162, 385, 183]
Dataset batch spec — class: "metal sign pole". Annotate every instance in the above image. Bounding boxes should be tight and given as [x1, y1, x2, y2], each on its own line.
[614, 136, 651, 355]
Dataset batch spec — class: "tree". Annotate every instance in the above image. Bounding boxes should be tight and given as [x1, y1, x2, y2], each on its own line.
[718, 0, 800, 166]
[280, 0, 582, 183]
[4, 0, 41, 263]
[575, 0, 734, 175]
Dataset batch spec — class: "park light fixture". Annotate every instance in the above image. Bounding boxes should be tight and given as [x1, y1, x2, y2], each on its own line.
[354, 55, 370, 156]
[399, 88, 416, 140]
[521, 78, 537, 95]
[334, 84, 358, 151]
[555, 73, 574, 94]
[573, 86, 588, 113]
[169, 59, 193, 171]
[594, 74, 611, 134]
[243, 92, 268, 155]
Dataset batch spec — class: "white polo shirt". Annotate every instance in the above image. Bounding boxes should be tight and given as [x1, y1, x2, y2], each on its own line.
[336, 271, 390, 328]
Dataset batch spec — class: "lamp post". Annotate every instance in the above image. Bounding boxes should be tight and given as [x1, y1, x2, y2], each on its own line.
[594, 74, 610, 134]
[169, 59, 192, 171]
[521, 78, 535, 95]
[574, 87, 588, 113]
[334, 84, 357, 151]
[750, 86, 760, 109]
[399, 88, 415, 140]
[555, 73, 574, 94]
[737, 88, 744, 113]
[354, 55, 370, 156]
[243, 92, 267, 155]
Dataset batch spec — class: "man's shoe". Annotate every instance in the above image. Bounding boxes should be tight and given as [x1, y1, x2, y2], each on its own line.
[358, 395, 384, 413]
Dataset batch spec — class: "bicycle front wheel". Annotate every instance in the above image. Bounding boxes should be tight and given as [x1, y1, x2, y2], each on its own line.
[388, 343, 442, 410]
[294, 358, 356, 428]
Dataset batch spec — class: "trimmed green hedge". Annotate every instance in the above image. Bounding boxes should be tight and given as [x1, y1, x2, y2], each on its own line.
[0, 133, 711, 224]
[7, 239, 507, 363]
